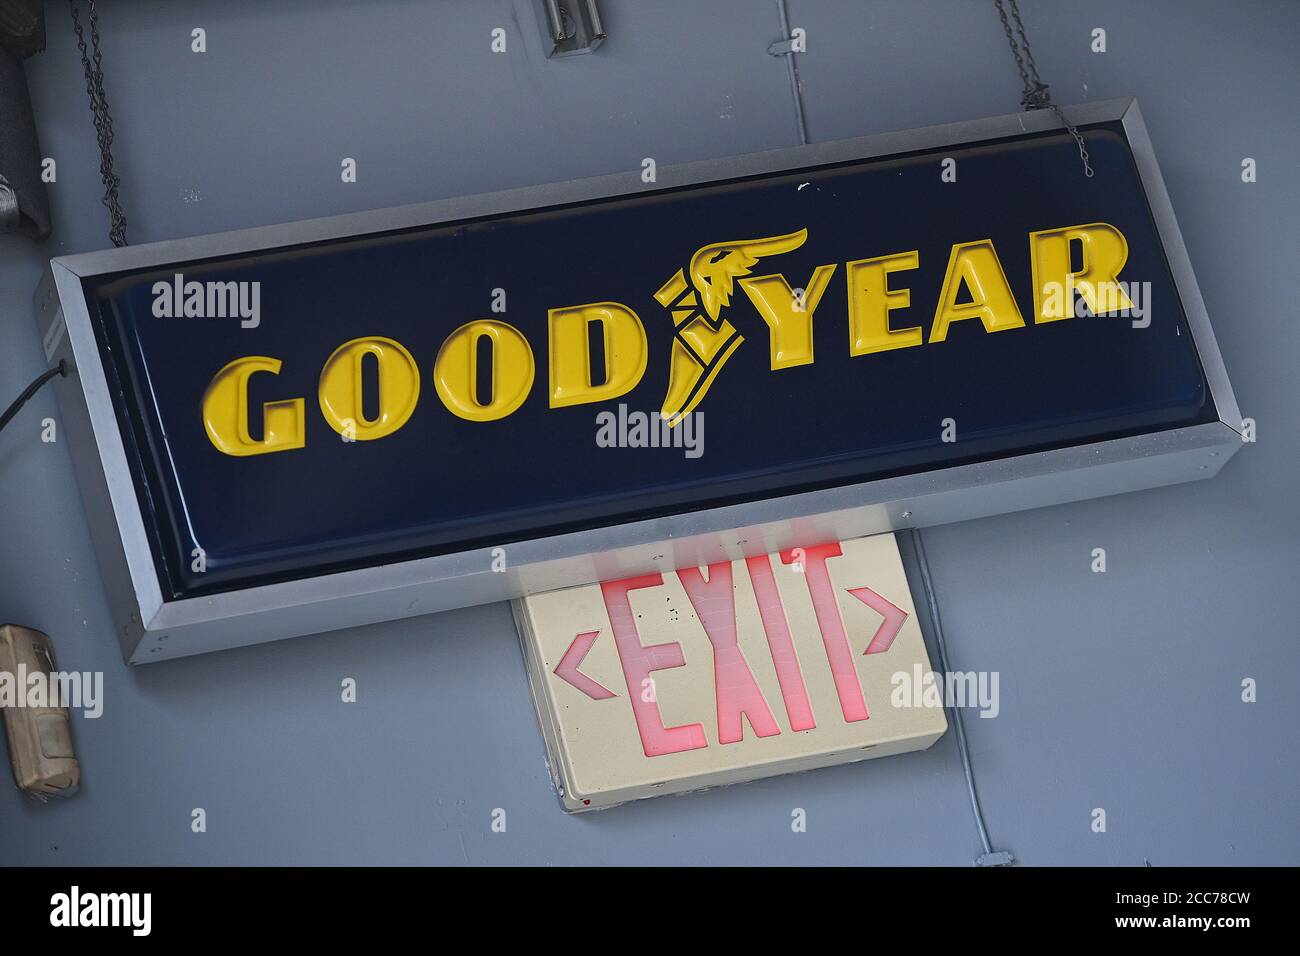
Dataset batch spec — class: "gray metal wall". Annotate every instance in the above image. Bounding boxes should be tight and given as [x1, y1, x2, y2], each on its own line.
[0, 0, 1296, 865]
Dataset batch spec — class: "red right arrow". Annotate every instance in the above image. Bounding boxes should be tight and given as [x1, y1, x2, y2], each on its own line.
[553, 630, 617, 700]
[846, 586, 908, 655]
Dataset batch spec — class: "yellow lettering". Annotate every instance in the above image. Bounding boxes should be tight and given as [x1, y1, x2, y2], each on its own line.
[930, 239, 1025, 342]
[846, 250, 922, 355]
[1030, 221, 1134, 322]
[202, 356, 304, 456]
[739, 264, 837, 369]
[434, 320, 535, 421]
[318, 336, 421, 440]
[548, 302, 647, 408]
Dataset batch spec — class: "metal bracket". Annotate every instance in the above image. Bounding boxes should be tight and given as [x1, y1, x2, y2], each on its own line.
[0, 174, 19, 234]
[538, 0, 605, 58]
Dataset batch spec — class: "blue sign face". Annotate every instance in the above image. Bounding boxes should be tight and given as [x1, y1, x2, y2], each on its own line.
[80, 120, 1212, 600]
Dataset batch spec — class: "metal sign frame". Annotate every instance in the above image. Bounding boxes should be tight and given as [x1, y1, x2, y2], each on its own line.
[34, 97, 1242, 663]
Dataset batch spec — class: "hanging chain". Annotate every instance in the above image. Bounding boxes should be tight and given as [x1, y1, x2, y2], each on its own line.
[69, 0, 128, 245]
[994, 0, 1093, 178]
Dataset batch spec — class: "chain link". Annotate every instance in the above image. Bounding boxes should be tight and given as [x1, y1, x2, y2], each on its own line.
[69, 0, 128, 245]
[994, 0, 1093, 178]
[59, 0, 1087, 243]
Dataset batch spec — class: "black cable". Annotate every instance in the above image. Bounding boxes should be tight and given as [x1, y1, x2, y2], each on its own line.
[910, 527, 1014, 866]
[0, 359, 67, 433]
[766, 0, 1017, 862]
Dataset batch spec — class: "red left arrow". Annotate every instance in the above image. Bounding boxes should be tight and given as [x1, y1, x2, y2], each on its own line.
[553, 630, 617, 700]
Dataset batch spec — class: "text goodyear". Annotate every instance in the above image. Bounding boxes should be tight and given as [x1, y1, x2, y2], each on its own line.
[77, 119, 1213, 600]
[200, 221, 1136, 453]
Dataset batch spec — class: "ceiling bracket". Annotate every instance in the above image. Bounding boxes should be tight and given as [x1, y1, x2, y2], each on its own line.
[538, 0, 605, 58]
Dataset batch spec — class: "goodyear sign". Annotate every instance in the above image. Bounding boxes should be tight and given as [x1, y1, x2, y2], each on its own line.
[67, 112, 1217, 609]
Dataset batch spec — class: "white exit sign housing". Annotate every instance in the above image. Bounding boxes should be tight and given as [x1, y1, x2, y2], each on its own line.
[514, 534, 947, 810]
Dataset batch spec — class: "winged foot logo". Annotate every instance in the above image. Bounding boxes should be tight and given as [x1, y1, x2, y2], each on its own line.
[655, 228, 808, 424]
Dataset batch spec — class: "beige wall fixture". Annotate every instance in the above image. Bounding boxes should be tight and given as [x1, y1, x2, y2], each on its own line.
[514, 533, 947, 811]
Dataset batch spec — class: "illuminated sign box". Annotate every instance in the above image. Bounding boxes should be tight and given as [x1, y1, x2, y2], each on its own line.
[514, 534, 947, 811]
[36, 98, 1241, 663]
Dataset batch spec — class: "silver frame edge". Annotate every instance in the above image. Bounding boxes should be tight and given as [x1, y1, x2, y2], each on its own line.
[36, 97, 1243, 663]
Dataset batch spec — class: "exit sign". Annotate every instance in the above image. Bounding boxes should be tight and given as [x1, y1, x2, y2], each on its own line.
[514, 534, 946, 810]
